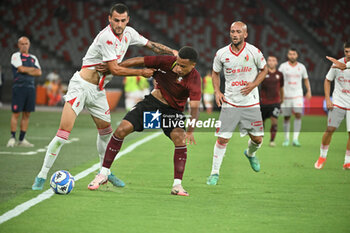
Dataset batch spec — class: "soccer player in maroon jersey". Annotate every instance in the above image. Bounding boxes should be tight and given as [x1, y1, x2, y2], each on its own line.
[88, 46, 201, 196]
[260, 56, 284, 147]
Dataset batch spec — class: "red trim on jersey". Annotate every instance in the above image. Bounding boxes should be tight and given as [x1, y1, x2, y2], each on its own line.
[223, 100, 260, 108]
[99, 75, 106, 90]
[81, 63, 101, 69]
[288, 61, 298, 67]
[109, 24, 123, 42]
[229, 42, 246, 57]
[344, 58, 347, 63]
[334, 104, 350, 110]
[102, 58, 118, 63]
[67, 97, 77, 106]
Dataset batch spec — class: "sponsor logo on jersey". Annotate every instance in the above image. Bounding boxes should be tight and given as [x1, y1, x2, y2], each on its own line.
[106, 40, 113, 45]
[338, 76, 350, 83]
[226, 67, 252, 74]
[225, 58, 230, 62]
[231, 80, 248, 86]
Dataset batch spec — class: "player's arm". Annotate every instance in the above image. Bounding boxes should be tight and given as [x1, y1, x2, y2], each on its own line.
[326, 56, 347, 70]
[145, 41, 177, 56]
[303, 78, 312, 99]
[118, 57, 146, 68]
[17, 66, 42, 76]
[241, 65, 268, 96]
[186, 100, 200, 145]
[324, 78, 333, 110]
[105, 60, 154, 78]
[212, 70, 225, 107]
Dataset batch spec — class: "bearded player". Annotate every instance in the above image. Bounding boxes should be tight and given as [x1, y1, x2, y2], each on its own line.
[32, 3, 177, 190]
[278, 48, 312, 147]
[315, 42, 350, 170]
[260, 56, 284, 147]
[207, 21, 267, 185]
[88, 46, 201, 196]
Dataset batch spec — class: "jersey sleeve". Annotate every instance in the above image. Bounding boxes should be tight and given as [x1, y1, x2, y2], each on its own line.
[254, 49, 266, 69]
[11, 53, 22, 68]
[212, 51, 222, 73]
[128, 27, 148, 47]
[32, 55, 41, 69]
[326, 67, 336, 81]
[144, 56, 175, 70]
[189, 72, 202, 101]
[99, 33, 118, 62]
[278, 64, 284, 73]
[302, 64, 308, 79]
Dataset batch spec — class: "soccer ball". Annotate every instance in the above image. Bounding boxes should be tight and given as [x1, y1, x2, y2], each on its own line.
[50, 170, 75, 195]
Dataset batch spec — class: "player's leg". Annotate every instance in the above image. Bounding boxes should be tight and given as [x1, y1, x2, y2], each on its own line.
[207, 105, 237, 185]
[315, 107, 344, 169]
[168, 127, 190, 196]
[7, 112, 20, 147]
[269, 116, 278, 147]
[32, 102, 78, 190]
[344, 132, 350, 169]
[17, 87, 36, 147]
[241, 107, 264, 172]
[282, 100, 292, 146]
[292, 98, 304, 146]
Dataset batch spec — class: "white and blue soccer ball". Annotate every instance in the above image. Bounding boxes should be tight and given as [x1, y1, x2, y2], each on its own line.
[50, 170, 75, 195]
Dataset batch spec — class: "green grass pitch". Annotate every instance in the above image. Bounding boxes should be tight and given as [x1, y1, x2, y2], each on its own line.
[0, 109, 349, 233]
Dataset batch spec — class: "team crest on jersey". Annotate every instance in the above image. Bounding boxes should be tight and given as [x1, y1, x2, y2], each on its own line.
[245, 54, 249, 61]
[276, 74, 280, 79]
[177, 77, 183, 83]
[225, 58, 230, 62]
[106, 40, 113, 45]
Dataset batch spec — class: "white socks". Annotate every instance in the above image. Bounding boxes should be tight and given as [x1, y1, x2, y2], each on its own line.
[293, 118, 302, 140]
[173, 179, 182, 186]
[100, 166, 111, 176]
[320, 144, 329, 158]
[283, 120, 290, 141]
[97, 126, 113, 169]
[247, 139, 262, 157]
[37, 130, 69, 179]
[345, 150, 350, 164]
[211, 140, 227, 175]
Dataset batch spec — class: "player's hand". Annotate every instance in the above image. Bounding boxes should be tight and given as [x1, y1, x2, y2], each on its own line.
[326, 56, 347, 70]
[326, 98, 334, 110]
[240, 82, 256, 96]
[96, 63, 110, 75]
[305, 91, 312, 100]
[141, 68, 156, 78]
[215, 91, 226, 107]
[185, 131, 196, 145]
[172, 50, 178, 57]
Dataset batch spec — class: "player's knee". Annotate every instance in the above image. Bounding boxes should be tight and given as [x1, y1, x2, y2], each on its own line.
[252, 136, 263, 145]
[325, 126, 336, 134]
[115, 126, 129, 139]
[217, 137, 229, 145]
[171, 130, 186, 146]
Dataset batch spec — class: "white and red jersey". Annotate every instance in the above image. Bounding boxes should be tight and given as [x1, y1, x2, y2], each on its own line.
[82, 25, 148, 89]
[213, 42, 266, 107]
[326, 57, 350, 109]
[278, 61, 308, 99]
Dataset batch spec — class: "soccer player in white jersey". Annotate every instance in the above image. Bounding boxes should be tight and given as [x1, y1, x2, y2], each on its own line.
[278, 48, 312, 147]
[207, 21, 268, 185]
[32, 3, 177, 190]
[315, 42, 350, 170]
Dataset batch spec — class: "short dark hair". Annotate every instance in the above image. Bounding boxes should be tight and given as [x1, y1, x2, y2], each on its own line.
[344, 42, 350, 49]
[109, 3, 129, 16]
[178, 46, 198, 63]
[288, 48, 298, 54]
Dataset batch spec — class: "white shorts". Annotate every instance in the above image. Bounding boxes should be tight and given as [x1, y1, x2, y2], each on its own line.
[281, 97, 304, 116]
[328, 107, 350, 132]
[64, 72, 111, 123]
[203, 93, 214, 103]
[215, 102, 264, 139]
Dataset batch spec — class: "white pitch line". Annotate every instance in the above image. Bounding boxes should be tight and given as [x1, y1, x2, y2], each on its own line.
[0, 132, 161, 225]
[0, 138, 80, 155]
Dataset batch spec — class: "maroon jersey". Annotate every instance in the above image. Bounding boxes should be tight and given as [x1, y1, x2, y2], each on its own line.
[260, 70, 284, 105]
[144, 56, 202, 111]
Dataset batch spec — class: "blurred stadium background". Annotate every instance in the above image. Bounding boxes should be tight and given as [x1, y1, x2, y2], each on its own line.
[0, 0, 349, 106]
